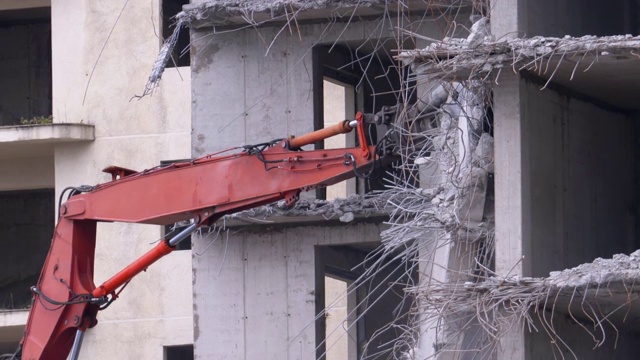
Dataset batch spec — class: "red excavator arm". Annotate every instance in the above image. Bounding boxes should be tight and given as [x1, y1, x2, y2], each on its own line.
[14, 113, 396, 360]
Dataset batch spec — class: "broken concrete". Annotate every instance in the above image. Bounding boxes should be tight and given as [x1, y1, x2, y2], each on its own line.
[400, 34, 640, 77]
[410, 249, 640, 357]
[549, 250, 640, 288]
[181, 0, 471, 27]
[399, 34, 640, 109]
[221, 194, 389, 226]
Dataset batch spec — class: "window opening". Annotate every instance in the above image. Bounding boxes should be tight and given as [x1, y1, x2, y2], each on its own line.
[162, 0, 190, 67]
[0, 189, 54, 310]
[324, 276, 358, 360]
[0, 7, 51, 126]
[316, 244, 417, 360]
[323, 77, 357, 200]
[164, 344, 194, 360]
[313, 44, 401, 199]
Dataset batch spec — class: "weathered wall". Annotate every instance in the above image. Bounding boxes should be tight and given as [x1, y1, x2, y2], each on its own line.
[189, 18, 443, 155]
[0, 155, 53, 191]
[189, 6, 475, 358]
[494, 73, 637, 360]
[0, 21, 51, 126]
[51, 0, 193, 358]
[523, 0, 636, 37]
[192, 223, 384, 359]
[521, 78, 635, 278]
[520, 77, 638, 360]
[492, 0, 637, 38]
[490, 2, 640, 360]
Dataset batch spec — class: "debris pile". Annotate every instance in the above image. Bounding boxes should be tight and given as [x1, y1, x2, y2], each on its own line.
[398, 34, 640, 80]
[549, 250, 640, 287]
[409, 249, 640, 355]
[223, 194, 389, 224]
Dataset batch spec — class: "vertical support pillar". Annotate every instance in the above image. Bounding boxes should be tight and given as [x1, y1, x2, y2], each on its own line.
[490, 0, 527, 39]
[493, 72, 531, 360]
[491, 3, 530, 359]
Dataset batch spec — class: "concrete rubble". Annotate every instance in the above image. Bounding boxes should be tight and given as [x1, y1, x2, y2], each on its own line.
[391, 19, 640, 357]
[398, 33, 640, 79]
[409, 249, 640, 354]
[179, 0, 382, 23]
[549, 250, 640, 288]
[178, 0, 471, 26]
[222, 194, 389, 224]
[456, 250, 640, 293]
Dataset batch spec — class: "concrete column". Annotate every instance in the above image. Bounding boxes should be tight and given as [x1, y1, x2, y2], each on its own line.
[491, 3, 531, 360]
[490, 0, 526, 38]
[493, 72, 531, 360]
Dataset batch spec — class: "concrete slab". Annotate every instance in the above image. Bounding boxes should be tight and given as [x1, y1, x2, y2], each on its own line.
[0, 124, 94, 160]
[0, 123, 94, 144]
[401, 35, 640, 110]
[184, 0, 472, 28]
[0, 310, 28, 328]
[0, 1, 49, 11]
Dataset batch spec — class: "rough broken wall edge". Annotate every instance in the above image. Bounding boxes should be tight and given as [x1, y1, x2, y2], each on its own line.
[181, 0, 474, 28]
[399, 34, 640, 79]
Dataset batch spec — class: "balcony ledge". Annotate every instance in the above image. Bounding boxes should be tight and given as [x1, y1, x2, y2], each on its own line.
[0, 124, 95, 158]
[0, 309, 28, 328]
[0, 123, 94, 145]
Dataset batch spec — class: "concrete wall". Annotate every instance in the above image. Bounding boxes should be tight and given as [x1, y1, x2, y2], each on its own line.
[521, 78, 636, 277]
[0, 20, 51, 126]
[50, 0, 193, 358]
[491, 3, 640, 359]
[189, 9, 473, 359]
[190, 18, 444, 155]
[523, 0, 634, 37]
[519, 77, 639, 360]
[494, 73, 638, 359]
[192, 223, 385, 359]
[492, 0, 638, 37]
[0, 155, 53, 191]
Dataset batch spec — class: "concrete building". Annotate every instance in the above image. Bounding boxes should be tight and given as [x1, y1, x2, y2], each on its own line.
[0, 0, 193, 358]
[183, 1, 475, 359]
[488, 2, 640, 359]
[399, 1, 640, 360]
[180, 0, 640, 359]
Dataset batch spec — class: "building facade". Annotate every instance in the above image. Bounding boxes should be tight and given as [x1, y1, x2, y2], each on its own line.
[0, 1, 193, 358]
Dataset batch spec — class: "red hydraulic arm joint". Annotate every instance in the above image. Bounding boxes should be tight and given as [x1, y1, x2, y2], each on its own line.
[17, 115, 391, 360]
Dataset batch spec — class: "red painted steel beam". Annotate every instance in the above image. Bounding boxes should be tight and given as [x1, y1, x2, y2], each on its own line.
[20, 137, 382, 359]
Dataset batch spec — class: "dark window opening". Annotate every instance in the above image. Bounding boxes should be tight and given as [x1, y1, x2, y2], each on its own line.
[0, 7, 52, 126]
[0, 189, 54, 310]
[164, 344, 194, 360]
[312, 44, 401, 199]
[315, 244, 417, 360]
[162, 0, 190, 67]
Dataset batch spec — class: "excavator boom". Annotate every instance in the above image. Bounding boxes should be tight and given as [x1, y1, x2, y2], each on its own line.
[15, 112, 396, 359]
